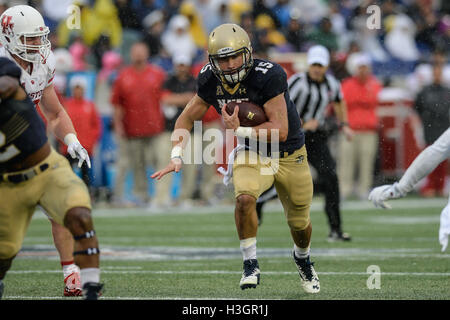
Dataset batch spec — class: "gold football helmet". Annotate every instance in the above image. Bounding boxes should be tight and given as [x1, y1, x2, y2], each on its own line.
[207, 23, 253, 86]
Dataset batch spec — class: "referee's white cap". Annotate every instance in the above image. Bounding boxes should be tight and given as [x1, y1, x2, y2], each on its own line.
[307, 45, 330, 67]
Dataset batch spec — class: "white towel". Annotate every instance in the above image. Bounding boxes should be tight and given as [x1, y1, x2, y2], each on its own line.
[439, 197, 450, 252]
[217, 144, 245, 186]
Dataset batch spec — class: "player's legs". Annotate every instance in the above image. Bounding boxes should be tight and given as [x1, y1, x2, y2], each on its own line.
[232, 150, 274, 289]
[256, 184, 278, 225]
[63, 207, 101, 299]
[274, 146, 319, 293]
[357, 132, 378, 199]
[49, 219, 82, 296]
[338, 131, 356, 199]
[0, 177, 39, 299]
[39, 149, 102, 299]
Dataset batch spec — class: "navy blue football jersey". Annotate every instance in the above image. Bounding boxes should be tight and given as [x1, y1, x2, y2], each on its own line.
[0, 96, 48, 172]
[197, 58, 304, 153]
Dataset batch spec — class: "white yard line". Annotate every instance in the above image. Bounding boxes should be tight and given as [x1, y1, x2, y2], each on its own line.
[7, 270, 450, 276]
[28, 198, 449, 220]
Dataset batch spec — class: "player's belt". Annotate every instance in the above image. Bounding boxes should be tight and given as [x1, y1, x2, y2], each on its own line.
[0, 163, 49, 183]
[265, 150, 296, 158]
[247, 146, 296, 158]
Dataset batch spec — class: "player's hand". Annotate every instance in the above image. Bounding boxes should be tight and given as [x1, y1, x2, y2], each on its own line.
[221, 104, 240, 130]
[67, 141, 91, 168]
[151, 158, 183, 180]
[368, 183, 404, 209]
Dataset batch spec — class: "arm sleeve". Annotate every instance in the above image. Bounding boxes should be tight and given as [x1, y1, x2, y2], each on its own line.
[397, 128, 450, 193]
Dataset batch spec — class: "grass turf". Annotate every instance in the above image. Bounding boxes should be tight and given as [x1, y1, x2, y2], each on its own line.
[2, 197, 449, 300]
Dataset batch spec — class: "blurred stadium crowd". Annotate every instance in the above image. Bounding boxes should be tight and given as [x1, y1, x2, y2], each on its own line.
[1, 0, 448, 208]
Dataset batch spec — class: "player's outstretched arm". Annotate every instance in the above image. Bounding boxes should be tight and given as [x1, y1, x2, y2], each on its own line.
[151, 94, 209, 180]
[369, 128, 450, 209]
[40, 84, 91, 168]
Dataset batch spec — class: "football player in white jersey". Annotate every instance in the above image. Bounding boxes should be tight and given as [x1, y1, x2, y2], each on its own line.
[0, 5, 91, 296]
[369, 128, 450, 252]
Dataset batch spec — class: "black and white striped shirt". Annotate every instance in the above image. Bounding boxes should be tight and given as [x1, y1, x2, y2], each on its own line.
[287, 72, 343, 126]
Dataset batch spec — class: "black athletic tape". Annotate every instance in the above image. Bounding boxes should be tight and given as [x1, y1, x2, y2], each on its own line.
[73, 230, 96, 240]
[73, 248, 100, 256]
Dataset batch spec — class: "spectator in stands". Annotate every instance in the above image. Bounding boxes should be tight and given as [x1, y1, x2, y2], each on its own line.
[114, 0, 141, 31]
[271, 0, 292, 29]
[254, 13, 287, 52]
[57, 0, 122, 53]
[179, 1, 207, 50]
[61, 76, 102, 197]
[407, 49, 450, 95]
[339, 53, 382, 200]
[142, 10, 165, 59]
[163, 0, 182, 22]
[385, 14, 420, 62]
[307, 17, 339, 52]
[162, 14, 198, 62]
[111, 42, 166, 206]
[414, 62, 450, 197]
[69, 34, 90, 71]
[283, 8, 307, 52]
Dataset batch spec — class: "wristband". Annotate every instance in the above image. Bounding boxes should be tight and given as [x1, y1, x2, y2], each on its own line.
[235, 126, 254, 138]
[171, 145, 183, 159]
[63, 133, 78, 146]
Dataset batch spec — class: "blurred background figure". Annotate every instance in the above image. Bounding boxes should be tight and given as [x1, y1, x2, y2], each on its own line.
[161, 14, 198, 63]
[60, 76, 102, 199]
[158, 53, 196, 208]
[110, 42, 166, 207]
[339, 53, 383, 200]
[414, 61, 450, 197]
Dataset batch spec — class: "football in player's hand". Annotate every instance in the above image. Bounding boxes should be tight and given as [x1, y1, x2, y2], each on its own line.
[225, 101, 268, 127]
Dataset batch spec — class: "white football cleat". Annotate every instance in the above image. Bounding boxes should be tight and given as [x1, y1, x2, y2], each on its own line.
[293, 252, 320, 293]
[239, 259, 260, 290]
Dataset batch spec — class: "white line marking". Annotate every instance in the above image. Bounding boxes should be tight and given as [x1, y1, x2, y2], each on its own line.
[29, 198, 448, 220]
[7, 270, 450, 276]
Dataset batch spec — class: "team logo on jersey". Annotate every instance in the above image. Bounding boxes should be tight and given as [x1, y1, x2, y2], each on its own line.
[216, 86, 223, 96]
[1, 15, 14, 36]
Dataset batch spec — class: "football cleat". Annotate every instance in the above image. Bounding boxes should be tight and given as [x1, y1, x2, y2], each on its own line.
[239, 259, 260, 290]
[63, 271, 83, 296]
[293, 252, 320, 293]
[82, 282, 103, 300]
[327, 230, 352, 242]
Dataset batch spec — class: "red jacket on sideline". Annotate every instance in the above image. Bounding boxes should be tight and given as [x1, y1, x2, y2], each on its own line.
[341, 75, 382, 131]
[61, 97, 102, 155]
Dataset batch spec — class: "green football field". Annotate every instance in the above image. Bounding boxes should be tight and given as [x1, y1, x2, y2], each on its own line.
[2, 196, 449, 300]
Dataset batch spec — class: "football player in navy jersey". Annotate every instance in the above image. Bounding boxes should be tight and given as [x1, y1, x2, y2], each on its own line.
[0, 57, 102, 300]
[152, 24, 320, 293]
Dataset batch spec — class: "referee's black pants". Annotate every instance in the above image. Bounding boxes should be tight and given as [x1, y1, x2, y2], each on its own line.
[256, 130, 343, 233]
[304, 130, 342, 233]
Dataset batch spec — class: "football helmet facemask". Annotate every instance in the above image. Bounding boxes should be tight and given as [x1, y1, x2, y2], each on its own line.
[0, 5, 51, 64]
[208, 23, 253, 86]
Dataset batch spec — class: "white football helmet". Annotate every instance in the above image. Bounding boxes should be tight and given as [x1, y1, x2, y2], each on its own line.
[0, 5, 51, 64]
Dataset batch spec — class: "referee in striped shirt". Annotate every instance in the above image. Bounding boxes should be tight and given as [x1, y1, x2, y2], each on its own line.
[256, 45, 354, 241]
